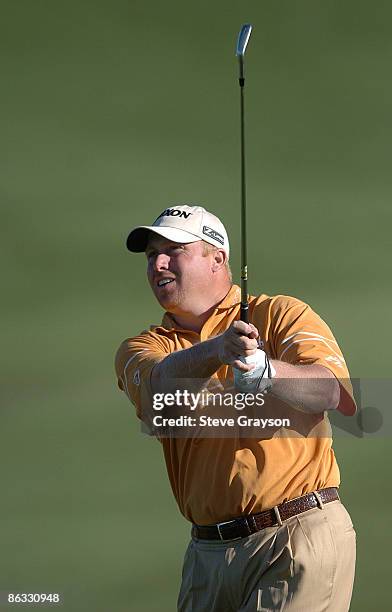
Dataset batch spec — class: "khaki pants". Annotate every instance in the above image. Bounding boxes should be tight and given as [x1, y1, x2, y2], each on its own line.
[178, 500, 356, 612]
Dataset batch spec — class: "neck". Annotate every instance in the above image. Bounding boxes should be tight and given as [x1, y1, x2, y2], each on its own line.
[170, 284, 232, 333]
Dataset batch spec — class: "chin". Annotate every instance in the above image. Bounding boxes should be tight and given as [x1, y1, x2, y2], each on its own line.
[154, 293, 178, 311]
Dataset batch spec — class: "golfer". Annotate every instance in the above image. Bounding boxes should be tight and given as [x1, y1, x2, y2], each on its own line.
[115, 204, 356, 611]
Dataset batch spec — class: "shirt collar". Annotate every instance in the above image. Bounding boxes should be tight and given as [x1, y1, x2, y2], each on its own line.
[215, 284, 241, 310]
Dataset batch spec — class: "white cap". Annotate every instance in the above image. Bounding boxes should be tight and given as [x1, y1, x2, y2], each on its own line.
[126, 204, 230, 257]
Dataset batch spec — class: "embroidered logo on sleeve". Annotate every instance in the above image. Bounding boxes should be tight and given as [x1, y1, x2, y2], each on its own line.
[122, 351, 145, 399]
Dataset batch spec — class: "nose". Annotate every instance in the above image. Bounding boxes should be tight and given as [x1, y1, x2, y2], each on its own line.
[154, 253, 170, 271]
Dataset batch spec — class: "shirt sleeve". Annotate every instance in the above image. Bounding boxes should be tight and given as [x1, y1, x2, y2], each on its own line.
[268, 296, 356, 416]
[114, 330, 172, 419]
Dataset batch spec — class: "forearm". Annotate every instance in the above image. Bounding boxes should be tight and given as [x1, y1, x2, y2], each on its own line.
[151, 337, 223, 393]
[270, 362, 340, 413]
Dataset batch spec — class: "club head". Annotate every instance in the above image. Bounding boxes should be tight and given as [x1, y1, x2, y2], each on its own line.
[236, 24, 252, 57]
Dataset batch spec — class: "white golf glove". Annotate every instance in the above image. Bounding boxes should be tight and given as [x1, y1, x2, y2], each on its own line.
[233, 349, 276, 393]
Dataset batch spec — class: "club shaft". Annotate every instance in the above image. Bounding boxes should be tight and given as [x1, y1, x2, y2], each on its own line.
[239, 61, 248, 323]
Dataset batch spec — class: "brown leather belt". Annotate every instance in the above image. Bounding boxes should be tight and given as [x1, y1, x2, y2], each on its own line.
[192, 487, 339, 541]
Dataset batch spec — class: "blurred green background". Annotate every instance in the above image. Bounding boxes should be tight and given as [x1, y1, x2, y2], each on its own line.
[1, 0, 390, 610]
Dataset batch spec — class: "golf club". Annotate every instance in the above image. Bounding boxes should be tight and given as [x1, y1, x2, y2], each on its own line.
[236, 23, 252, 324]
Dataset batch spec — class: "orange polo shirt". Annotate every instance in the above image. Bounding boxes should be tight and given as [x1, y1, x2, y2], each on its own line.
[115, 285, 356, 525]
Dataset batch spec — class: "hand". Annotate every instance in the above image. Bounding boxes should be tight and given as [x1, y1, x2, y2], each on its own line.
[218, 321, 259, 372]
[233, 348, 276, 393]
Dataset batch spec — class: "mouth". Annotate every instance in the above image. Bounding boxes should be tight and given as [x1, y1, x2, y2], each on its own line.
[156, 277, 175, 288]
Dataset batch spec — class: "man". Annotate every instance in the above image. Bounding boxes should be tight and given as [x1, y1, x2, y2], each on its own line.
[115, 204, 356, 611]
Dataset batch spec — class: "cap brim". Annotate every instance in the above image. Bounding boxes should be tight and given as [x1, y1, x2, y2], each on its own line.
[126, 226, 202, 252]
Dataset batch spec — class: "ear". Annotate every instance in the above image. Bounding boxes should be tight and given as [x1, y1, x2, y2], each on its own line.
[211, 249, 227, 272]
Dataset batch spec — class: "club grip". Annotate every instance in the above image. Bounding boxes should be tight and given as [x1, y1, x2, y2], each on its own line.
[240, 302, 249, 324]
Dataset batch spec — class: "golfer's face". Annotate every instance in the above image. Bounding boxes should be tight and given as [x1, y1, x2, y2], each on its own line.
[145, 235, 212, 313]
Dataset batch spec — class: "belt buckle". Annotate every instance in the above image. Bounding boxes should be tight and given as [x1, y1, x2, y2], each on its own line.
[216, 520, 242, 541]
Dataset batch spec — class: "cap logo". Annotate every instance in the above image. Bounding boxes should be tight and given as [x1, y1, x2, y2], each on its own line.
[155, 208, 192, 221]
[203, 226, 224, 245]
